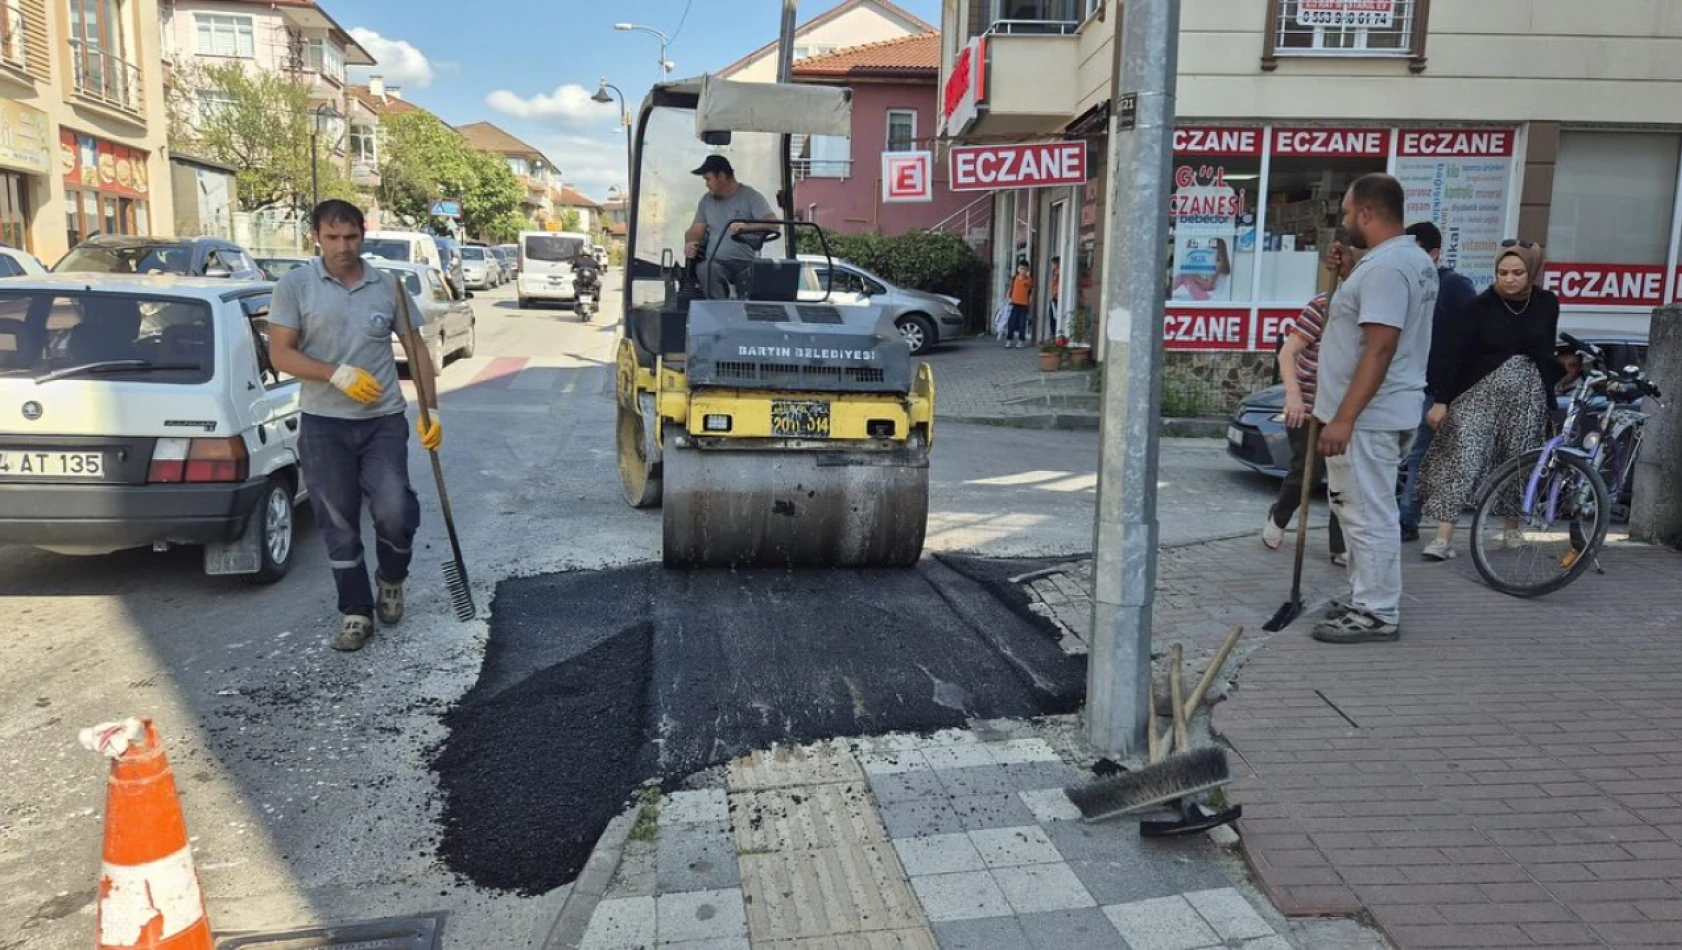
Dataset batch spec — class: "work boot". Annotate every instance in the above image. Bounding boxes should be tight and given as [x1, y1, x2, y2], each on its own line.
[1311, 609, 1399, 644]
[334, 615, 373, 652]
[376, 577, 404, 626]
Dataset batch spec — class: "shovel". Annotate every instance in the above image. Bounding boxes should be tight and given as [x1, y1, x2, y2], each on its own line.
[1263, 418, 1319, 632]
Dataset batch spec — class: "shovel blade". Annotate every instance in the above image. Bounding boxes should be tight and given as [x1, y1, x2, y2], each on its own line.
[1262, 598, 1303, 632]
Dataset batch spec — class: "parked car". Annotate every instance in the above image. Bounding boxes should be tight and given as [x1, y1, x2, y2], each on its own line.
[794, 254, 964, 356]
[516, 230, 590, 309]
[433, 236, 467, 298]
[495, 244, 520, 278]
[1225, 330, 1651, 481]
[0, 275, 307, 581]
[591, 243, 608, 266]
[0, 246, 48, 277]
[459, 245, 500, 290]
[55, 236, 263, 280]
[255, 255, 313, 282]
[371, 261, 477, 375]
[363, 230, 447, 273]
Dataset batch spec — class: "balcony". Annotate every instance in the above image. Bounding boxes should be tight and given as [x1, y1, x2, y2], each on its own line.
[351, 159, 380, 187]
[941, 25, 1080, 138]
[793, 158, 854, 180]
[69, 40, 144, 116]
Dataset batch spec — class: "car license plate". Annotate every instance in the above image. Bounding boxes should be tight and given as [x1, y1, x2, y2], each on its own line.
[0, 450, 104, 477]
[1226, 426, 1244, 447]
[770, 400, 831, 438]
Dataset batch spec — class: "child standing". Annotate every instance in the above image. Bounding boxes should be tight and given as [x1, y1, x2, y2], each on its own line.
[1005, 261, 1033, 348]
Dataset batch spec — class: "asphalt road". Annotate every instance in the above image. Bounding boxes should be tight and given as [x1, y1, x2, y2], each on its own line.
[0, 275, 1280, 948]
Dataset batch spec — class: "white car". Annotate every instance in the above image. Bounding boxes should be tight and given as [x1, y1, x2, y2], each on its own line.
[516, 230, 590, 309]
[0, 246, 48, 277]
[0, 275, 307, 582]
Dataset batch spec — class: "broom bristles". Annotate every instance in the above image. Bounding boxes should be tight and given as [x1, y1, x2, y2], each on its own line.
[1064, 747, 1230, 822]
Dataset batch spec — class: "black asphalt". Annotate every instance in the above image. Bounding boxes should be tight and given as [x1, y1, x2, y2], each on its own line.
[431, 554, 1086, 895]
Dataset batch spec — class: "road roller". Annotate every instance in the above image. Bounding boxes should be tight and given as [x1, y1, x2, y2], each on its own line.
[613, 56, 934, 568]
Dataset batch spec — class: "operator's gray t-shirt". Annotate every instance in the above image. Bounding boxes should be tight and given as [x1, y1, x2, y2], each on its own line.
[268, 259, 424, 419]
[693, 184, 774, 263]
[1313, 233, 1437, 431]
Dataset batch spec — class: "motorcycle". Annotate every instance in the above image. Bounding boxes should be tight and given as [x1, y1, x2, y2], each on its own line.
[574, 262, 600, 322]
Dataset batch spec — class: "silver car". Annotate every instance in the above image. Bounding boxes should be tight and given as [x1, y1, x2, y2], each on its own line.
[796, 254, 964, 356]
[373, 261, 477, 375]
[459, 245, 501, 290]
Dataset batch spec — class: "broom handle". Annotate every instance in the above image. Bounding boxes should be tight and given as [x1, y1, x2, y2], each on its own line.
[1170, 645, 1187, 754]
[389, 276, 467, 572]
[1290, 420, 1318, 598]
[1183, 625, 1244, 720]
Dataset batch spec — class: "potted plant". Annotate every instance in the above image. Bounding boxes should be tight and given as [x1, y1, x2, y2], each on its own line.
[1067, 308, 1094, 368]
[1038, 338, 1066, 371]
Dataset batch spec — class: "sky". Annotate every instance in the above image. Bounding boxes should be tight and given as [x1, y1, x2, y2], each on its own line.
[325, 0, 943, 200]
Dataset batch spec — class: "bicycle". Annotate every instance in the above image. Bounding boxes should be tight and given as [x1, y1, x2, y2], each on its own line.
[1469, 333, 1662, 597]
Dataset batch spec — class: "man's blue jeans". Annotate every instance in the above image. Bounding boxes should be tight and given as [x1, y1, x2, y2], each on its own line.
[297, 412, 421, 617]
[1398, 393, 1435, 532]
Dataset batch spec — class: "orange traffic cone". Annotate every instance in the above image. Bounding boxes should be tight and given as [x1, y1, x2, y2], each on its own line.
[80, 718, 213, 950]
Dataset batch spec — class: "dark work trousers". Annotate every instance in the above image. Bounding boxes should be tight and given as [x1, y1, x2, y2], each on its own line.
[702, 257, 752, 300]
[1006, 303, 1030, 341]
[1272, 420, 1346, 556]
[297, 412, 421, 617]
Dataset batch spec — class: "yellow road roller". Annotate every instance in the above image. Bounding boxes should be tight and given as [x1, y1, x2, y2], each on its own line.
[614, 69, 934, 568]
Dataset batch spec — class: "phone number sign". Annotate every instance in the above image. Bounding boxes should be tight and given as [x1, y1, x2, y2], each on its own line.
[1297, 0, 1394, 28]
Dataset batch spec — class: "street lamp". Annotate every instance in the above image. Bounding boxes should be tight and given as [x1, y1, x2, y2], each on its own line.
[592, 77, 632, 185]
[613, 22, 673, 82]
[309, 102, 341, 212]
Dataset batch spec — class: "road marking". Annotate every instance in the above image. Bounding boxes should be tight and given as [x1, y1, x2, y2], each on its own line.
[469, 357, 529, 389]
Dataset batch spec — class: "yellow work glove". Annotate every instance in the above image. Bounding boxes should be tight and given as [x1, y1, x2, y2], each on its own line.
[417, 410, 442, 451]
[329, 364, 383, 404]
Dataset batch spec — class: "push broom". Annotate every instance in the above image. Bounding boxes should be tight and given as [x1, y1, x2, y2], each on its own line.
[391, 279, 477, 622]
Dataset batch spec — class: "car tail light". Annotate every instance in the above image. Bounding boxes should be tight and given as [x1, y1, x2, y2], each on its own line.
[149, 436, 248, 483]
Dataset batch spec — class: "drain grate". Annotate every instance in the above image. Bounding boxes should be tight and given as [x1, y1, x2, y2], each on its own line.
[217, 913, 445, 949]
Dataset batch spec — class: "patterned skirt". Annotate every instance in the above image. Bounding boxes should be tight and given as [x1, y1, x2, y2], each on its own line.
[1419, 355, 1550, 524]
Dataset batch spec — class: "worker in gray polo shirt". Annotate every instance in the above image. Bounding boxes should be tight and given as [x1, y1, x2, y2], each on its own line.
[267, 199, 442, 652]
[683, 155, 779, 300]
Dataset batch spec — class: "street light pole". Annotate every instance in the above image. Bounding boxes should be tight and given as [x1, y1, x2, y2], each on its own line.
[592, 77, 631, 187]
[1086, 0, 1180, 757]
[310, 102, 338, 212]
[613, 22, 673, 83]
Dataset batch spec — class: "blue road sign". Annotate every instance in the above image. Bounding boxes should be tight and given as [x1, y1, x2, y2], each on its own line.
[430, 199, 463, 218]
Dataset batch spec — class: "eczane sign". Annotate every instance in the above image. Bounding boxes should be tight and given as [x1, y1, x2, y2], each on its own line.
[882, 151, 933, 203]
[940, 37, 986, 137]
[949, 141, 1088, 192]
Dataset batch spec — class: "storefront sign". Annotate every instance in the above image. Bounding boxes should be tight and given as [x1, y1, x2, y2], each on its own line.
[0, 100, 51, 176]
[949, 140, 1087, 192]
[1396, 128, 1516, 291]
[1271, 127, 1388, 157]
[1297, 0, 1394, 28]
[940, 37, 986, 138]
[1253, 309, 1302, 350]
[1163, 308, 1250, 351]
[1172, 127, 1263, 157]
[1543, 263, 1670, 308]
[1170, 164, 1246, 302]
[882, 151, 932, 203]
[60, 128, 150, 198]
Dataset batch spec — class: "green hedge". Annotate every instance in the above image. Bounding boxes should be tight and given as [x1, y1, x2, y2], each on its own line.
[797, 229, 992, 330]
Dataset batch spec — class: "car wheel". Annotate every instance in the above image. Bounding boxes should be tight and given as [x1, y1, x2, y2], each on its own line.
[518, 296, 530, 309]
[896, 313, 937, 356]
[246, 475, 295, 585]
[460, 320, 477, 358]
[432, 332, 447, 375]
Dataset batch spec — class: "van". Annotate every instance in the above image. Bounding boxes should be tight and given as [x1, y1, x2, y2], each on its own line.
[363, 230, 446, 274]
[517, 230, 590, 309]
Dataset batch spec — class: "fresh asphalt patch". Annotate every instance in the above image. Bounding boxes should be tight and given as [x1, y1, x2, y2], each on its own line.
[431, 554, 1085, 895]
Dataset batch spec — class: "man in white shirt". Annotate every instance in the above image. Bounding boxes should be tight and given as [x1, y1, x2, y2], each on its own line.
[1311, 174, 1438, 643]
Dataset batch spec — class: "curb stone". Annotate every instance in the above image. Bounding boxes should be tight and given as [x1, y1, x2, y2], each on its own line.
[536, 804, 640, 950]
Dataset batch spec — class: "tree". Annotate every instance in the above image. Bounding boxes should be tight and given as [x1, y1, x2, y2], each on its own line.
[558, 208, 583, 233]
[168, 62, 353, 213]
[378, 112, 524, 239]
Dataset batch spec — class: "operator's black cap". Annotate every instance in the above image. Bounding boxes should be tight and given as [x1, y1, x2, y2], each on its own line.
[693, 155, 733, 176]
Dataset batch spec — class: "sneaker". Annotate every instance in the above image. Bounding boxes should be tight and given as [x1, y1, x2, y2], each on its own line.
[1312, 609, 1399, 643]
[1262, 509, 1285, 550]
[376, 577, 404, 626]
[1422, 538, 1456, 561]
[1322, 596, 1354, 621]
[1499, 529, 1527, 550]
[1400, 525, 1420, 543]
[334, 615, 373, 652]
[1331, 552, 1349, 567]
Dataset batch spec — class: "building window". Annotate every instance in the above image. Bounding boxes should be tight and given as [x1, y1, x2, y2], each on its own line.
[990, 0, 1082, 34]
[349, 124, 377, 164]
[69, 0, 140, 111]
[305, 38, 345, 83]
[2, 1, 26, 69]
[792, 44, 836, 59]
[194, 13, 254, 58]
[886, 110, 916, 152]
[1263, 0, 1430, 72]
[1547, 132, 1681, 267]
[800, 135, 852, 179]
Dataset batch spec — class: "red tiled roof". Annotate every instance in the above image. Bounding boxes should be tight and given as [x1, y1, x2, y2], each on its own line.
[717, 0, 935, 77]
[346, 84, 422, 117]
[554, 185, 602, 209]
[791, 32, 939, 78]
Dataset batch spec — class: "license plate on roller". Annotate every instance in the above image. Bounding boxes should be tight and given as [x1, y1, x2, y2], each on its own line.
[0, 451, 104, 477]
[770, 400, 831, 438]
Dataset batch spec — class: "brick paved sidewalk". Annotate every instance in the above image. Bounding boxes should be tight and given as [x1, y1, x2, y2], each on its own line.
[922, 338, 1102, 429]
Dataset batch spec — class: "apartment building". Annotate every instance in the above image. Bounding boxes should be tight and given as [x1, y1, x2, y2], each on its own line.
[0, 0, 175, 263]
[940, 0, 1682, 362]
[456, 120, 564, 227]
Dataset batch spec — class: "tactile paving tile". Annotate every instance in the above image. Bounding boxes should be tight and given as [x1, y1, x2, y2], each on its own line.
[727, 740, 866, 791]
[740, 843, 926, 941]
[757, 928, 939, 950]
[731, 782, 886, 853]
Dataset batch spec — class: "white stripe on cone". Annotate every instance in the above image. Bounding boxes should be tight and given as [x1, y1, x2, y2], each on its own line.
[99, 845, 206, 946]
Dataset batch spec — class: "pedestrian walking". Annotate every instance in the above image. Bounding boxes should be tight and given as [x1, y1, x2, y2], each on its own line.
[1311, 174, 1438, 644]
[1048, 255, 1061, 337]
[1397, 221, 1478, 542]
[267, 199, 443, 652]
[1004, 260, 1032, 348]
[1415, 241, 1561, 562]
[1261, 290, 1347, 565]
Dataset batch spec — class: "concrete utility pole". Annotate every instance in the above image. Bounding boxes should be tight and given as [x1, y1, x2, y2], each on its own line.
[1632, 305, 1682, 548]
[1087, 0, 1180, 757]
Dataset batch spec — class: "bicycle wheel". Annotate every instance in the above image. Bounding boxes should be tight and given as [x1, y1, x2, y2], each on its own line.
[1470, 449, 1609, 598]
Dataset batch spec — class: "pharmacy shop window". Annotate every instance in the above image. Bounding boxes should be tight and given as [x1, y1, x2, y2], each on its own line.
[1259, 154, 1384, 304]
[1168, 146, 1261, 303]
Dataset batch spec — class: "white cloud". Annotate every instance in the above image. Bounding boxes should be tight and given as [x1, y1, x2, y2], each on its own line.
[486, 84, 599, 126]
[349, 28, 435, 89]
[539, 134, 629, 196]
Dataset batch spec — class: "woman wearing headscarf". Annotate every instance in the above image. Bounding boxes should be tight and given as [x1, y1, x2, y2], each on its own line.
[1415, 240, 1561, 561]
